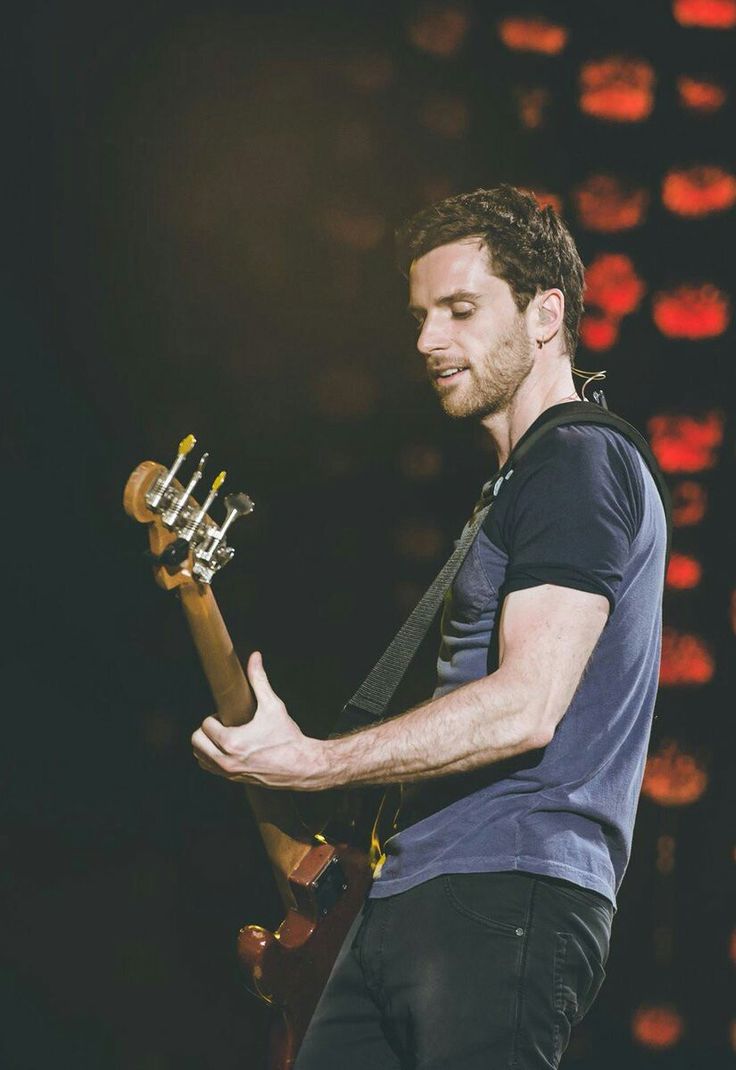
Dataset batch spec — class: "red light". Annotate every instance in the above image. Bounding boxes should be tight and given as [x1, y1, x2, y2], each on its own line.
[662, 166, 736, 217]
[666, 552, 702, 589]
[408, 5, 471, 59]
[579, 57, 656, 122]
[574, 175, 649, 231]
[580, 311, 620, 351]
[526, 189, 563, 214]
[652, 284, 731, 339]
[677, 75, 727, 113]
[632, 1004, 685, 1049]
[659, 627, 715, 685]
[497, 16, 568, 54]
[671, 481, 707, 526]
[515, 86, 550, 129]
[673, 0, 736, 29]
[648, 410, 724, 472]
[585, 253, 646, 316]
[642, 742, 708, 806]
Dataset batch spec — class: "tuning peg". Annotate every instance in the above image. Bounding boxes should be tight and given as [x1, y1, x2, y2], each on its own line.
[186, 470, 227, 538]
[197, 491, 254, 565]
[148, 434, 197, 509]
[161, 452, 208, 528]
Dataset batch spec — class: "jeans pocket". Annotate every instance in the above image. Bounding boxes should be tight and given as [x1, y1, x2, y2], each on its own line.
[442, 874, 529, 936]
[553, 929, 606, 1042]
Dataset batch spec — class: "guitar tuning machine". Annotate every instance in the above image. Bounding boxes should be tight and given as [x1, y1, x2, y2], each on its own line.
[146, 436, 255, 584]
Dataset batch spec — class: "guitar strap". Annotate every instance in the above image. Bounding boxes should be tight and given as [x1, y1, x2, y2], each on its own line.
[336, 401, 671, 734]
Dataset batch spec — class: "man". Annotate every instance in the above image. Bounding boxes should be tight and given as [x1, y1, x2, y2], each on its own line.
[192, 186, 667, 1068]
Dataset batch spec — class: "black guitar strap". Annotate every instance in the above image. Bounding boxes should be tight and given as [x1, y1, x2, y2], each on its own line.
[336, 401, 671, 733]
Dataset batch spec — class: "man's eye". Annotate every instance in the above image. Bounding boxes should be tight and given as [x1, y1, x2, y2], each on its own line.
[452, 307, 474, 319]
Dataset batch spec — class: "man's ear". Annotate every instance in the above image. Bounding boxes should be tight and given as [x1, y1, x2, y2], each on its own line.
[536, 289, 565, 342]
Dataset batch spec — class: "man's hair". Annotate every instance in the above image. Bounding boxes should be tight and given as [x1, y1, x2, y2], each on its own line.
[395, 185, 585, 359]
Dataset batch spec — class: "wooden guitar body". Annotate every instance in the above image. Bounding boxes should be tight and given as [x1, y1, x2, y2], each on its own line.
[239, 841, 371, 1069]
[124, 441, 373, 1070]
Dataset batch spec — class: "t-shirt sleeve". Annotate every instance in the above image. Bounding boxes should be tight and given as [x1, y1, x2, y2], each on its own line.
[487, 426, 644, 614]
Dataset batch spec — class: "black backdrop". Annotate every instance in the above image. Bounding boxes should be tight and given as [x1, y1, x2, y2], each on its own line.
[6, 2, 735, 1066]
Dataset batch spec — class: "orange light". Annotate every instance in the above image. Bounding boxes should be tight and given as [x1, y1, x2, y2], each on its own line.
[516, 86, 550, 129]
[408, 4, 471, 59]
[579, 57, 656, 122]
[632, 1004, 685, 1049]
[652, 284, 731, 339]
[642, 741, 708, 805]
[574, 175, 649, 231]
[580, 311, 620, 351]
[659, 627, 715, 685]
[671, 481, 707, 526]
[666, 552, 703, 589]
[662, 166, 736, 217]
[526, 189, 563, 214]
[677, 75, 727, 113]
[673, 0, 736, 29]
[497, 16, 568, 54]
[648, 411, 724, 472]
[656, 834, 676, 874]
[585, 253, 646, 316]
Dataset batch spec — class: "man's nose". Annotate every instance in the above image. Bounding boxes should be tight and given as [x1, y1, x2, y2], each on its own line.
[416, 315, 450, 356]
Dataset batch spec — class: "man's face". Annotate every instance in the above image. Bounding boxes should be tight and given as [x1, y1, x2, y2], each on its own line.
[408, 239, 534, 420]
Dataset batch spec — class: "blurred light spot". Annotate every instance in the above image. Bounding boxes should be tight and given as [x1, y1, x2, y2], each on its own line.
[580, 311, 620, 351]
[671, 480, 707, 526]
[656, 835, 676, 875]
[642, 741, 708, 805]
[632, 1005, 685, 1049]
[573, 175, 649, 231]
[659, 627, 715, 685]
[408, 3, 471, 59]
[585, 253, 646, 317]
[730, 927, 736, 965]
[312, 366, 379, 420]
[678, 74, 727, 112]
[527, 189, 563, 214]
[652, 284, 731, 338]
[497, 16, 568, 54]
[662, 165, 736, 217]
[648, 411, 724, 472]
[323, 207, 386, 251]
[579, 56, 656, 122]
[515, 86, 551, 129]
[419, 93, 470, 139]
[342, 52, 395, 93]
[394, 521, 445, 561]
[399, 443, 444, 480]
[666, 551, 703, 588]
[673, 0, 736, 28]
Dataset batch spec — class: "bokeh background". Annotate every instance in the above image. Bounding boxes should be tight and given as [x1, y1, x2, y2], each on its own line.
[7, 1, 735, 1066]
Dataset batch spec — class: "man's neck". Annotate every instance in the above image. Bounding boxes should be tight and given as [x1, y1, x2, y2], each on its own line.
[480, 372, 579, 467]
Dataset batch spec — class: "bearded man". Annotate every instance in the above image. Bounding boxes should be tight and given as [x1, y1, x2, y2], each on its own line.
[193, 186, 668, 1069]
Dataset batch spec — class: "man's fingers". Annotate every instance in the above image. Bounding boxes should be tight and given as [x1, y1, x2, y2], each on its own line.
[199, 715, 229, 752]
[247, 650, 278, 704]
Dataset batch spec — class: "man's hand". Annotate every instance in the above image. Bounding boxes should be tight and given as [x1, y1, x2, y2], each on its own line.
[191, 652, 328, 790]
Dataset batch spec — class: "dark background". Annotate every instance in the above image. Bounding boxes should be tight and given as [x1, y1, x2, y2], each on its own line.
[6, 2, 734, 1066]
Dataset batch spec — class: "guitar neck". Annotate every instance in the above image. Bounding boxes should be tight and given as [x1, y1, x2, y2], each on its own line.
[179, 582, 313, 906]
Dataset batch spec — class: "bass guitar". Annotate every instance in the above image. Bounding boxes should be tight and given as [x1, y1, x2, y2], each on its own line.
[124, 435, 372, 1069]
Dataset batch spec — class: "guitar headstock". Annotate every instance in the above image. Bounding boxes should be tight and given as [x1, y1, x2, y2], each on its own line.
[123, 434, 254, 589]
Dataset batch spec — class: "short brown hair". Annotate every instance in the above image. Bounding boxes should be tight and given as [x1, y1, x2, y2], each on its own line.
[396, 185, 585, 358]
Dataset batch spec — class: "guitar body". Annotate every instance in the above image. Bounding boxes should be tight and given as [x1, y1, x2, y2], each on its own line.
[124, 442, 374, 1070]
[239, 841, 372, 1069]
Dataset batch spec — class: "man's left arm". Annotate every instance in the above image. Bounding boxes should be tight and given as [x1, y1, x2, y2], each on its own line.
[191, 584, 608, 790]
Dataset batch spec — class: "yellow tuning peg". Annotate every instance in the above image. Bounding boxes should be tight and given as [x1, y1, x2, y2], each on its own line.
[178, 433, 196, 456]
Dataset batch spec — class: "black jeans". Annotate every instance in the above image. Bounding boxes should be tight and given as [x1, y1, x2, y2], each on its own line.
[294, 871, 613, 1070]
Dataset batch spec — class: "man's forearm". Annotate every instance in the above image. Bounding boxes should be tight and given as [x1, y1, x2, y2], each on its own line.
[319, 668, 547, 790]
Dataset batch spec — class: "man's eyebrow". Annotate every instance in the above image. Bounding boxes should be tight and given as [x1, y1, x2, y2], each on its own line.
[407, 290, 483, 315]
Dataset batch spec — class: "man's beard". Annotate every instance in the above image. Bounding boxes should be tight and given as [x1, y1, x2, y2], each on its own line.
[433, 316, 534, 421]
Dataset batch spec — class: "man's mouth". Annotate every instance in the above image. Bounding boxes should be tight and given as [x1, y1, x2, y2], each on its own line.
[433, 366, 467, 383]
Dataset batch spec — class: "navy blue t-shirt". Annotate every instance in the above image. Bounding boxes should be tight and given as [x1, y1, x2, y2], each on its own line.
[369, 416, 667, 908]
